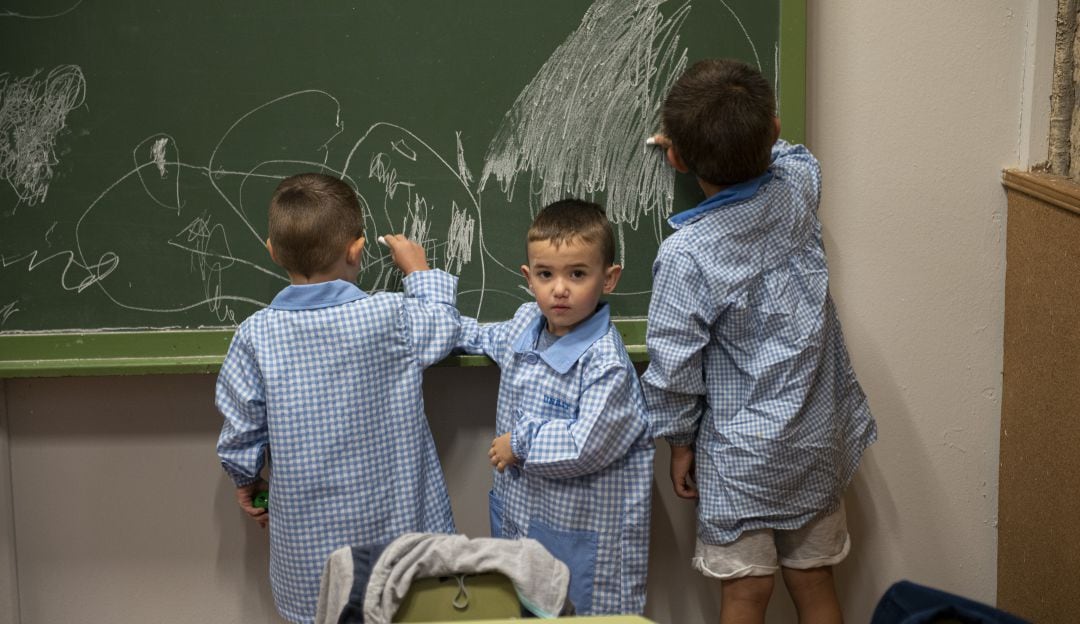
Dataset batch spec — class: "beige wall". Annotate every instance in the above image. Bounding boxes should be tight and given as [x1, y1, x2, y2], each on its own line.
[808, 0, 1052, 616]
[0, 1, 1052, 622]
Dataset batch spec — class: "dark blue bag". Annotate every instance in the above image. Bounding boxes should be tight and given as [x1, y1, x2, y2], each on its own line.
[871, 580, 1030, 624]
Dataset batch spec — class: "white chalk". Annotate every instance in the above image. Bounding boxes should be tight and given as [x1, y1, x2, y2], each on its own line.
[645, 137, 659, 146]
[377, 236, 387, 247]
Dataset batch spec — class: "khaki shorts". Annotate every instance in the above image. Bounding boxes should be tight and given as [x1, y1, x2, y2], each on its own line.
[693, 502, 850, 580]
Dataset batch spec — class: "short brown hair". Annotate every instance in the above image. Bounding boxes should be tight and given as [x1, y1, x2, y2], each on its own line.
[527, 199, 615, 266]
[662, 58, 775, 186]
[268, 173, 363, 278]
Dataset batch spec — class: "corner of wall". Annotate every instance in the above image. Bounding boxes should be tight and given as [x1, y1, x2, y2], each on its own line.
[1017, 0, 1057, 168]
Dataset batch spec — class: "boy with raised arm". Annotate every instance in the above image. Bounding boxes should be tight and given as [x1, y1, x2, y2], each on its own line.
[457, 199, 653, 615]
[215, 173, 461, 624]
[642, 59, 878, 623]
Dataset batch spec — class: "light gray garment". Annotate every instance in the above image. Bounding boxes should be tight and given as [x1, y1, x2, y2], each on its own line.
[314, 547, 360, 624]
[362, 532, 572, 623]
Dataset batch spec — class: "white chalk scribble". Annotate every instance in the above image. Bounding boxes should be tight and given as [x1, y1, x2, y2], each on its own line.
[455, 131, 474, 186]
[480, 0, 689, 229]
[445, 201, 475, 275]
[0, 65, 87, 207]
[0, 300, 18, 324]
[2, 246, 118, 293]
[151, 137, 169, 177]
[0, 0, 83, 19]
[719, 0, 760, 70]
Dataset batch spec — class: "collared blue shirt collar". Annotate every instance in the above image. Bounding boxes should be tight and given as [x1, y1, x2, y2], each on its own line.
[667, 170, 774, 229]
[268, 279, 368, 310]
[512, 302, 611, 374]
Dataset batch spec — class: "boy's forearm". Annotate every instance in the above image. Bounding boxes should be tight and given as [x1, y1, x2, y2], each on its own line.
[402, 269, 457, 306]
[640, 377, 704, 444]
[455, 315, 488, 356]
[514, 375, 647, 479]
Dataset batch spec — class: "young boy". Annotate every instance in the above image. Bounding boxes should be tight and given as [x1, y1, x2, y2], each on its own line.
[215, 173, 461, 624]
[456, 199, 654, 615]
[642, 59, 878, 623]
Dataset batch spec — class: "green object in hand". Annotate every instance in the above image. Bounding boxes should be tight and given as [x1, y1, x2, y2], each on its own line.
[253, 491, 269, 510]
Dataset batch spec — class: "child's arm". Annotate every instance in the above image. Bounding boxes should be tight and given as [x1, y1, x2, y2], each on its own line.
[383, 235, 464, 368]
[215, 325, 270, 525]
[640, 248, 714, 446]
[669, 444, 698, 499]
[510, 361, 646, 480]
[399, 269, 462, 367]
[770, 140, 822, 208]
[455, 315, 514, 366]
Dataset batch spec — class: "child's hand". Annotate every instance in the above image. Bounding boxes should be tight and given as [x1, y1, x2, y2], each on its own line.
[489, 433, 518, 472]
[382, 234, 430, 275]
[235, 480, 269, 529]
[669, 445, 698, 499]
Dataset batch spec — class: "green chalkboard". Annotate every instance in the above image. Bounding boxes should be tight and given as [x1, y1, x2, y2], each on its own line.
[0, 0, 804, 374]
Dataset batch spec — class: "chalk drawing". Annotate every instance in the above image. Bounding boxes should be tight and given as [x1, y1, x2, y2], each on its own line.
[480, 0, 688, 233]
[0, 65, 86, 209]
[0, 0, 82, 19]
[0, 0, 785, 330]
[151, 138, 169, 178]
[445, 201, 475, 275]
[1, 245, 118, 294]
[0, 300, 17, 324]
[719, 0, 760, 70]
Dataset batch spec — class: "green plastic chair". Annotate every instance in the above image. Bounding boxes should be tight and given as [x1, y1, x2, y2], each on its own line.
[393, 573, 522, 622]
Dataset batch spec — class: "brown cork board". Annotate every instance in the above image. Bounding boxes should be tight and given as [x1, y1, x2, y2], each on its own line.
[998, 170, 1080, 622]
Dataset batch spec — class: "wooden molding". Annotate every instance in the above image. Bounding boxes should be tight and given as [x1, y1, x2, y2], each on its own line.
[1001, 169, 1080, 216]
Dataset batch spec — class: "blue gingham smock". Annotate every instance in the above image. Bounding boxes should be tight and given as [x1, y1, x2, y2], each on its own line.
[216, 270, 460, 624]
[641, 140, 878, 546]
[458, 302, 654, 615]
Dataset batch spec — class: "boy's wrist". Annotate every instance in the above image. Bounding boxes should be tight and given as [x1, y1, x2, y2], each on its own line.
[232, 474, 262, 488]
[510, 426, 530, 462]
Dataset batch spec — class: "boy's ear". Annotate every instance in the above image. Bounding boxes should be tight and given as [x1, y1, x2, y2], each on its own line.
[666, 145, 690, 174]
[602, 264, 623, 294]
[265, 238, 281, 266]
[346, 237, 366, 266]
[520, 264, 535, 294]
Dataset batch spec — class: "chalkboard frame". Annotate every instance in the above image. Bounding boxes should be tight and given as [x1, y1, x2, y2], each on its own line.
[0, 0, 805, 378]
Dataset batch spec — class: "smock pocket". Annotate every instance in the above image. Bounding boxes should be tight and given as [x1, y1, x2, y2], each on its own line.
[527, 519, 598, 614]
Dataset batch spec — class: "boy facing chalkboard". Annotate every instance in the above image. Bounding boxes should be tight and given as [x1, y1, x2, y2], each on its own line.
[455, 199, 654, 615]
[214, 173, 462, 623]
[641, 59, 878, 622]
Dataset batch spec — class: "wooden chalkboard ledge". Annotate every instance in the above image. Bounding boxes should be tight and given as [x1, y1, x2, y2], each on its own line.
[0, 320, 648, 378]
[1002, 169, 1080, 216]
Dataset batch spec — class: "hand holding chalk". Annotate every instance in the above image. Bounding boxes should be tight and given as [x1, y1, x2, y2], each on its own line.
[380, 234, 431, 276]
[645, 134, 671, 149]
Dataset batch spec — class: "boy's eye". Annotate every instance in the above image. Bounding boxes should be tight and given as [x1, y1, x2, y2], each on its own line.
[537, 271, 552, 279]
[570, 270, 587, 279]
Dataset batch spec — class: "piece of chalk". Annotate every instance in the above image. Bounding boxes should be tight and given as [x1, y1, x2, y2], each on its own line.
[377, 236, 387, 247]
[645, 137, 659, 146]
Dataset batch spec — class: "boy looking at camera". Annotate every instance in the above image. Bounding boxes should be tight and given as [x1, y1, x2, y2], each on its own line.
[456, 199, 653, 615]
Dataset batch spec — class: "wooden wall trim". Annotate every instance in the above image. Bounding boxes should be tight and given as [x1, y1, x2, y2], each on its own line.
[1002, 169, 1080, 216]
